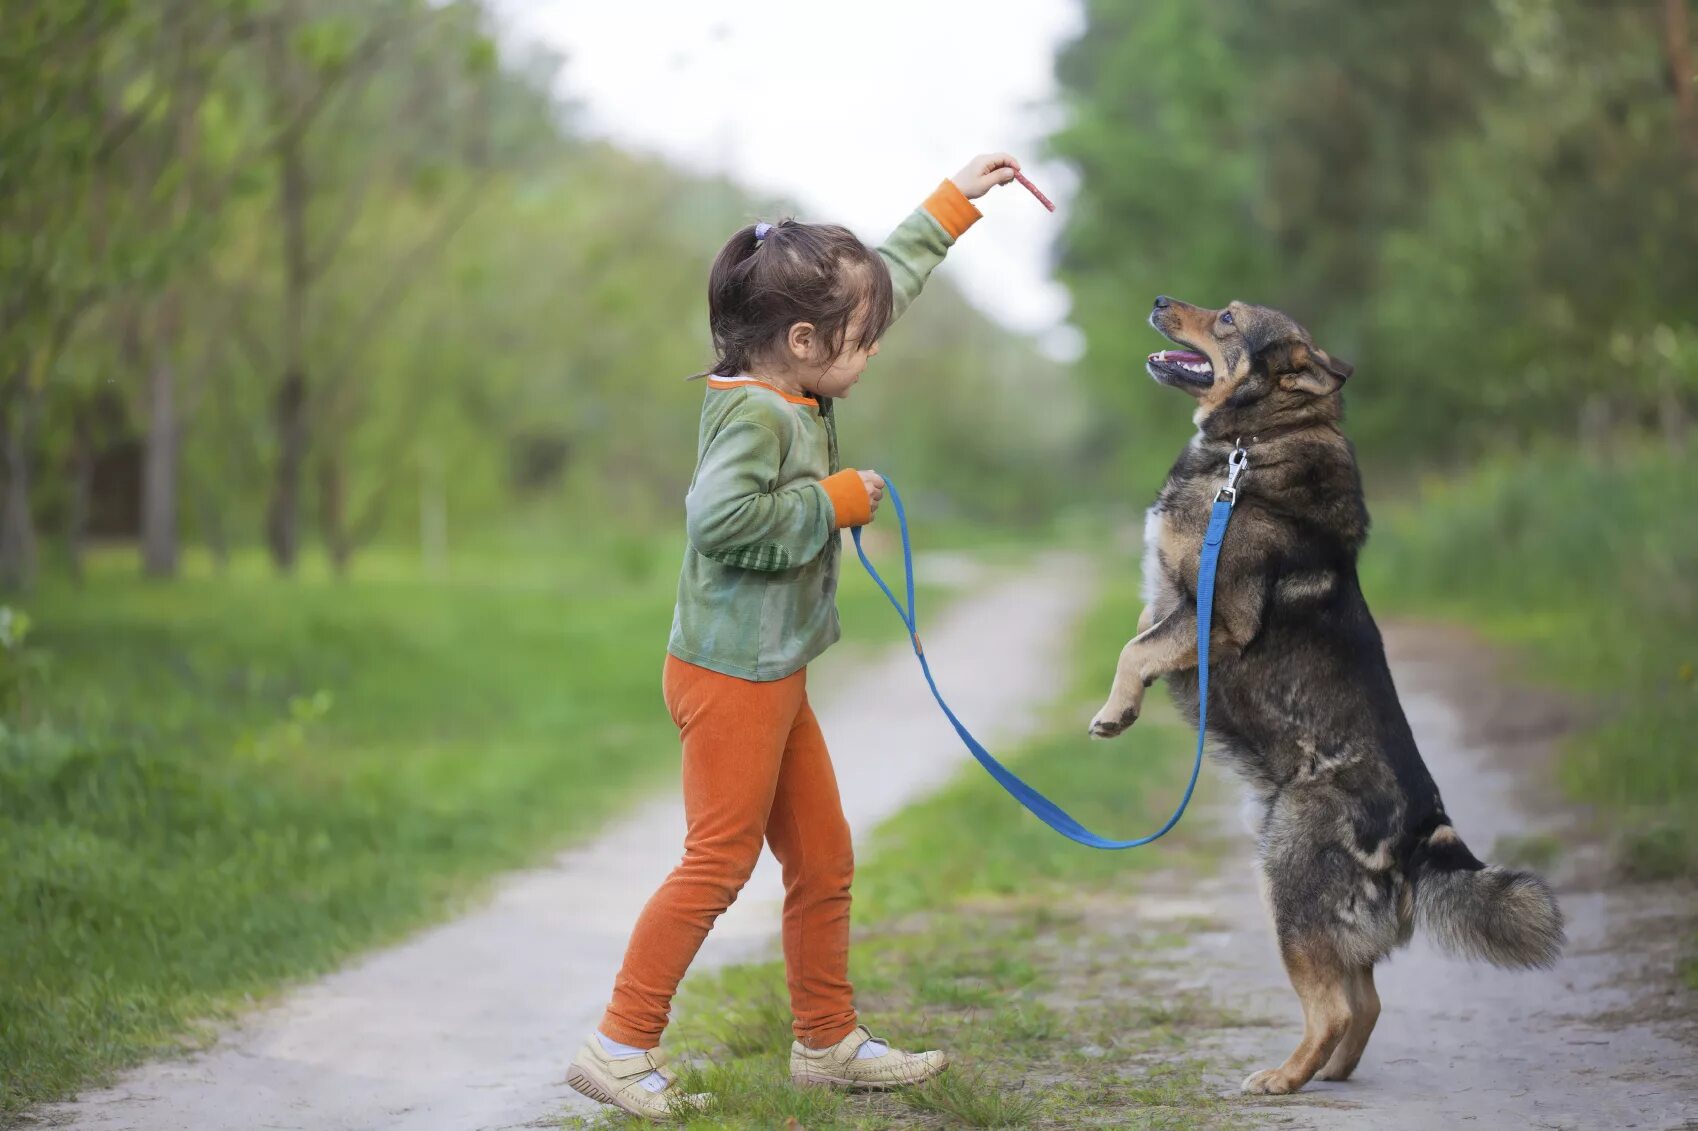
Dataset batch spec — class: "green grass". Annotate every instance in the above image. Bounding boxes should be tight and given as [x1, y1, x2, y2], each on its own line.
[1360, 442, 1698, 873]
[0, 530, 947, 1118]
[563, 571, 1261, 1129]
[897, 1068, 1044, 1127]
[1489, 833, 1564, 873]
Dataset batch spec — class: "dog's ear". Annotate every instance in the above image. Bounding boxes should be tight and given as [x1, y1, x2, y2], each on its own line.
[1277, 342, 1353, 396]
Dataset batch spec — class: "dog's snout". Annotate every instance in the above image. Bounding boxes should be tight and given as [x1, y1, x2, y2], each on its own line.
[1153, 295, 1172, 310]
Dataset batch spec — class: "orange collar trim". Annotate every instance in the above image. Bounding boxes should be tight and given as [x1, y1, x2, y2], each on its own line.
[707, 376, 818, 407]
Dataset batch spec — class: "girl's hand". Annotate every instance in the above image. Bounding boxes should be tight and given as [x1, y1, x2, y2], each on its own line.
[859, 470, 886, 517]
[951, 153, 1021, 200]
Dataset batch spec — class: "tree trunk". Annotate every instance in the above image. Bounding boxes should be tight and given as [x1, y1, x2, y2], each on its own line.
[267, 363, 308, 570]
[1665, 0, 1698, 159]
[0, 375, 40, 592]
[1578, 394, 1614, 462]
[141, 295, 181, 577]
[195, 482, 230, 574]
[67, 403, 95, 585]
[266, 12, 311, 574]
[318, 448, 351, 575]
[419, 446, 447, 579]
[1659, 371, 1690, 453]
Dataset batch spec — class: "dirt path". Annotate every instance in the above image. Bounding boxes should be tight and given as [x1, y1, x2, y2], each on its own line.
[1131, 624, 1698, 1130]
[37, 553, 1092, 1131]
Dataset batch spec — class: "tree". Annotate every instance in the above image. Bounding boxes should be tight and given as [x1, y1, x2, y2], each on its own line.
[1050, 0, 1697, 475]
[242, 0, 496, 574]
[0, 1, 134, 590]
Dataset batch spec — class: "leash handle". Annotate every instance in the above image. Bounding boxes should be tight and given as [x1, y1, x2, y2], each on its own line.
[852, 478, 1234, 851]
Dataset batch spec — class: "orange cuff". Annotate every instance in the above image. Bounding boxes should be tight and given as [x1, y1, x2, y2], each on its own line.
[922, 179, 981, 240]
[820, 469, 872, 529]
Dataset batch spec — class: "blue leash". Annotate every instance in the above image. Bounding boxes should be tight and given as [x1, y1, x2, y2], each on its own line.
[850, 447, 1246, 850]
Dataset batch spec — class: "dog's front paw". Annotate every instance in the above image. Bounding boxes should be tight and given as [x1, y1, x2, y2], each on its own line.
[1241, 1068, 1299, 1095]
[1087, 705, 1138, 739]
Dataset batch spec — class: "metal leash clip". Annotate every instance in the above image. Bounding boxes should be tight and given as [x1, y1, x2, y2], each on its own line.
[1217, 443, 1250, 506]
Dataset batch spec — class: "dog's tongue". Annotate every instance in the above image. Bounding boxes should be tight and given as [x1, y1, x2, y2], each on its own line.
[1150, 350, 1208, 364]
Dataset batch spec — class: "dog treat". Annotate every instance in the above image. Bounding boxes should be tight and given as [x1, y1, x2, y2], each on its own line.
[1012, 170, 1055, 213]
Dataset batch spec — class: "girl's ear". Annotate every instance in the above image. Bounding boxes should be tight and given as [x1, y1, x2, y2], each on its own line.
[787, 321, 816, 362]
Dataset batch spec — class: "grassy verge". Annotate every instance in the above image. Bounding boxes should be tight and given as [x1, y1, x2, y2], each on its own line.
[0, 531, 947, 1118]
[1359, 442, 1698, 877]
[564, 570, 1272, 1129]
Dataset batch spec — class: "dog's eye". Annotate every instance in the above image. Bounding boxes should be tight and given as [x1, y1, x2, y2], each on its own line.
[1220, 311, 1235, 325]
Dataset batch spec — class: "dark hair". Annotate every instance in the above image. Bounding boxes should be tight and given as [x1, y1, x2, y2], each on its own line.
[699, 219, 894, 379]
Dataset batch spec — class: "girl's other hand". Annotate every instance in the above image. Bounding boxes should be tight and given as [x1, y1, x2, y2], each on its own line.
[951, 153, 1021, 200]
[859, 470, 886, 516]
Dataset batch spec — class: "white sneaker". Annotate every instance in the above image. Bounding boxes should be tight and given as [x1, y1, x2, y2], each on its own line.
[789, 1025, 948, 1090]
[566, 1039, 711, 1123]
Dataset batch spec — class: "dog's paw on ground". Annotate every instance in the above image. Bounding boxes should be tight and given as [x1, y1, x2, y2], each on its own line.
[1241, 1067, 1300, 1095]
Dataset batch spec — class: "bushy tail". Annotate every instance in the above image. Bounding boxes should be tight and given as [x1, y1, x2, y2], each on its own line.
[1413, 825, 1564, 969]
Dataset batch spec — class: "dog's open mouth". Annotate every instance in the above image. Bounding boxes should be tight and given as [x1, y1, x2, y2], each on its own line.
[1146, 349, 1214, 388]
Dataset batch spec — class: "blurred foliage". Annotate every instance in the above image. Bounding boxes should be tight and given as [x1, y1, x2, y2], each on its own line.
[1051, 0, 1698, 481]
[1364, 443, 1698, 874]
[1, 0, 1080, 589]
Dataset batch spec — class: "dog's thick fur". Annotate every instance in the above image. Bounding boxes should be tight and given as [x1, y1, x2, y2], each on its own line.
[1091, 296, 1564, 1095]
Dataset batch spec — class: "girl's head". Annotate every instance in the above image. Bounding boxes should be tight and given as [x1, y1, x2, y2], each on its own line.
[704, 220, 894, 398]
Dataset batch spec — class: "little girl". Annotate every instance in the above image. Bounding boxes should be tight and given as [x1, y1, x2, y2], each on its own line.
[568, 154, 1022, 1121]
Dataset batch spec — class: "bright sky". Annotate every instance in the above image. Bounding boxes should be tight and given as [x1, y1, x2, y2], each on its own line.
[490, 0, 1084, 359]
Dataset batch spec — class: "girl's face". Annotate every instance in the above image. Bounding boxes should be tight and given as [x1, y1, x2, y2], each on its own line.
[789, 305, 880, 400]
[804, 335, 880, 399]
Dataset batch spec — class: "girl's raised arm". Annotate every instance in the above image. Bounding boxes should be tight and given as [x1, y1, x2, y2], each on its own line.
[879, 153, 1021, 323]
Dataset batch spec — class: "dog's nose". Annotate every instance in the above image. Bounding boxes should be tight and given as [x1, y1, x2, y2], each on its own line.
[1153, 295, 1171, 310]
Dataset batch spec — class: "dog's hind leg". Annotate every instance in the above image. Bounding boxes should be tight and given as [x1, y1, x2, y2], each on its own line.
[1242, 939, 1353, 1095]
[1315, 963, 1379, 1082]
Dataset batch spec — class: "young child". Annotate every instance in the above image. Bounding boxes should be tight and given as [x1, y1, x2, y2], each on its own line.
[568, 154, 1023, 1121]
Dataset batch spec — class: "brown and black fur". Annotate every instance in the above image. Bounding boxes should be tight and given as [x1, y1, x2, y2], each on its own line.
[1090, 296, 1564, 1095]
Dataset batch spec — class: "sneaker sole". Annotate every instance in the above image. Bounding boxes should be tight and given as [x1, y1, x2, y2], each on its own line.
[566, 1065, 667, 1123]
[790, 1063, 948, 1091]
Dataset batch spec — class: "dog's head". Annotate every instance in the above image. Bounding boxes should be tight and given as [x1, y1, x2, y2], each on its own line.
[1145, 296, 1353, 435]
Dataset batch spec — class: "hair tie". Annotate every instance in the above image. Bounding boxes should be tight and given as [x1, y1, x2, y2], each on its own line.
[754, 222, 773, 241]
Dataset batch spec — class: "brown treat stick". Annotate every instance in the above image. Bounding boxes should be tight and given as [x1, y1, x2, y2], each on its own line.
[1012, 170, 1055, 212]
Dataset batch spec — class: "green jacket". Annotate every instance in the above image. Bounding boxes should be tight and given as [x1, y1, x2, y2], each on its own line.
[667, 180, 982, 681]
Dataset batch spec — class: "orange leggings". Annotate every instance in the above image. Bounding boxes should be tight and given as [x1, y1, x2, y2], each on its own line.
[599, 655, 857, 1049]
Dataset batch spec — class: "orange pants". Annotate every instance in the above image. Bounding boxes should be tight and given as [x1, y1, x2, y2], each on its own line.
[599, 655, 858, 1049]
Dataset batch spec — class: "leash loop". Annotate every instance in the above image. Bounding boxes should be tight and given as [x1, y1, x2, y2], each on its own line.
[852, 461, 1241, 850]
